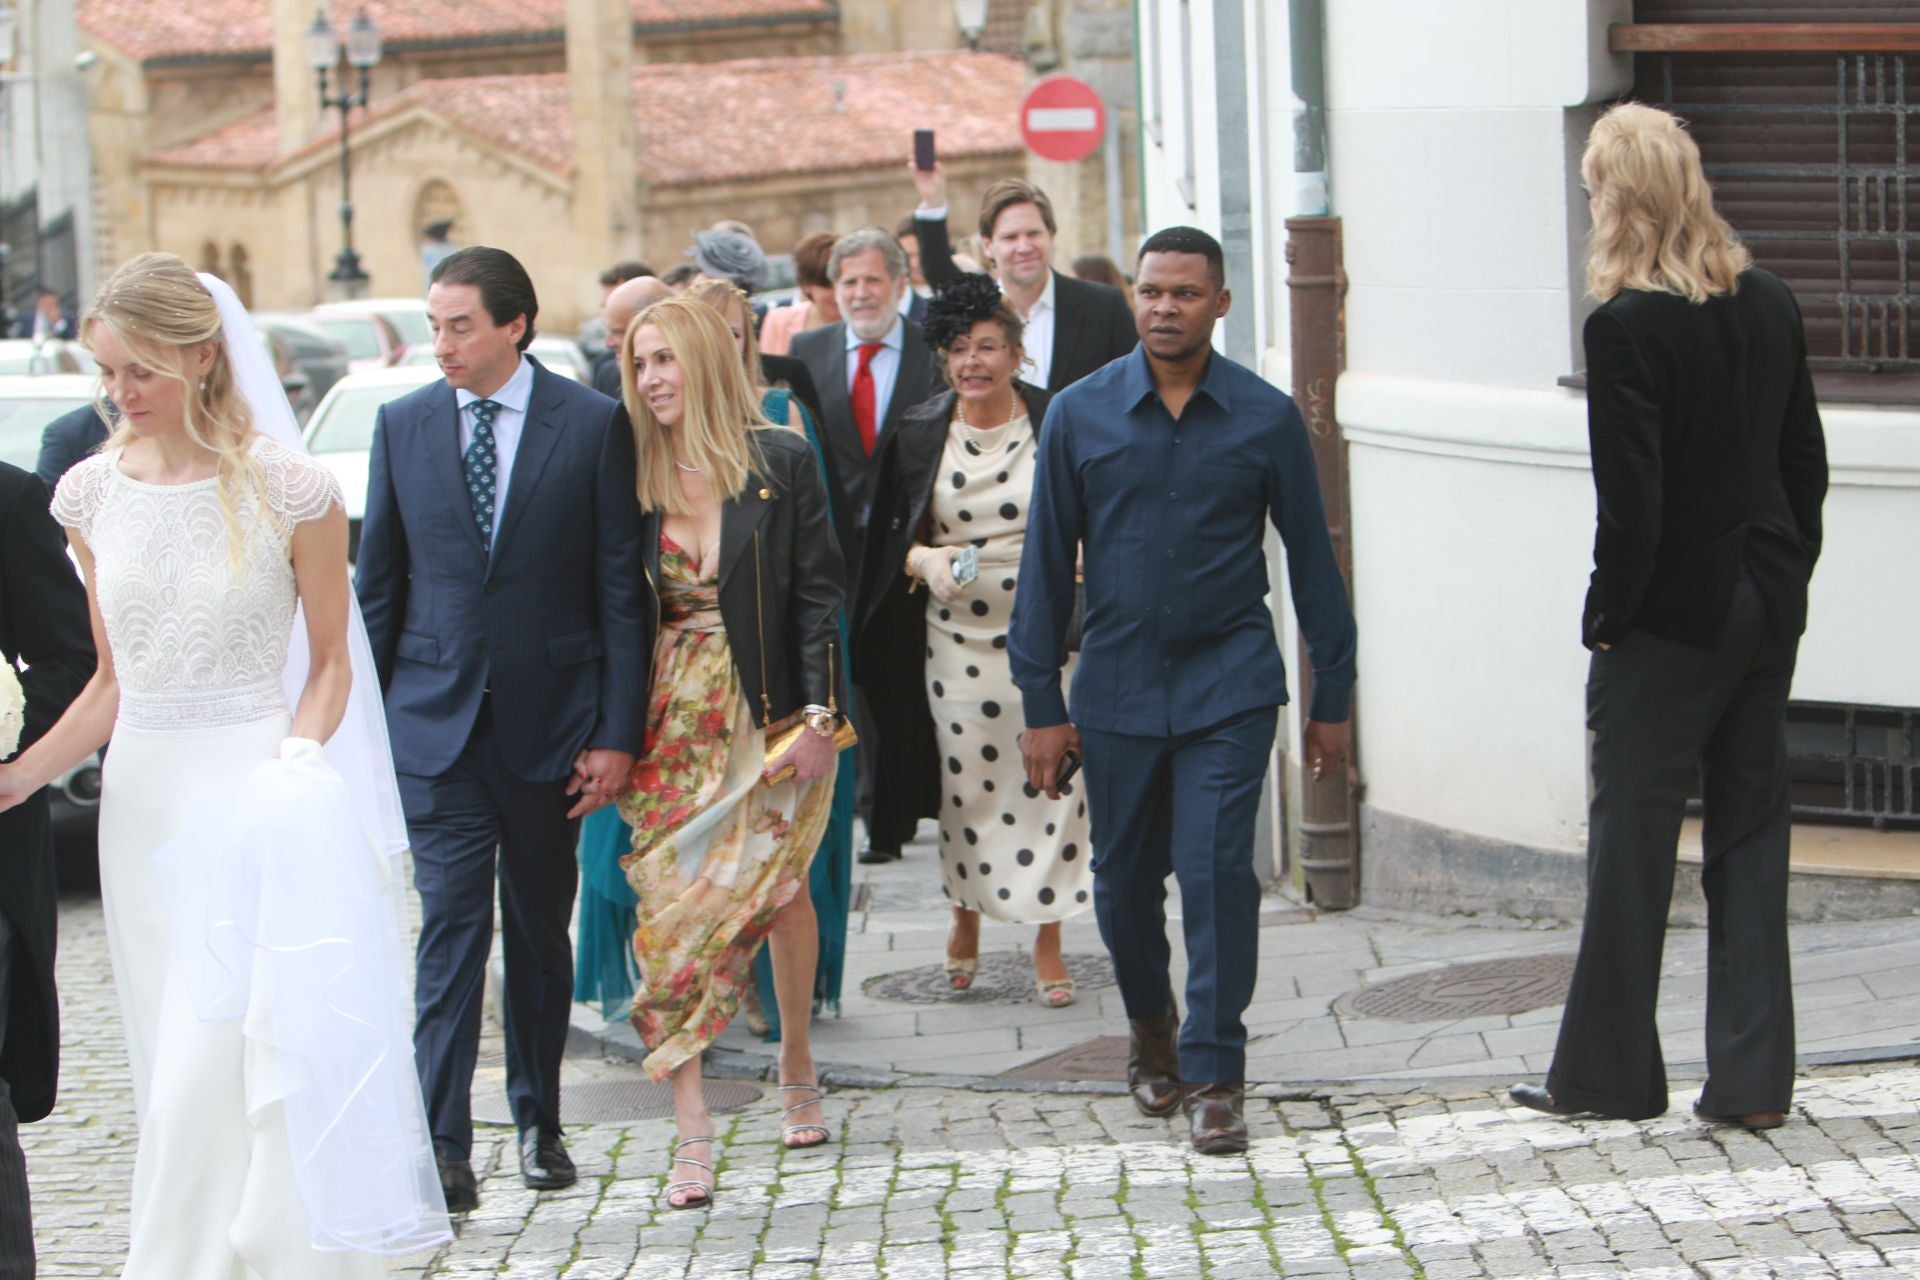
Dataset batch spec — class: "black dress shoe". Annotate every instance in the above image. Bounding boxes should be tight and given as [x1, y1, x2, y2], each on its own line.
[436, 1154, 478, 1213]
[1693, 1099, 1786, 1131]
[1127, 1005, 1184, 1118]
[519, 1129, 577, 1190]
[858, 846, 902, 865]
[1183, 1084, 1248, 1155]
[1509, 1082, 1583, 1117]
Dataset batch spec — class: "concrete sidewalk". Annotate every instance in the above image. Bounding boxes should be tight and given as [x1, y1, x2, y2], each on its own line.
[572, 823, 1920, 1090]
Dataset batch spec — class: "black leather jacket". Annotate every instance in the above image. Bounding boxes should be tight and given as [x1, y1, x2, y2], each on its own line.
[641, 426, 846, 727]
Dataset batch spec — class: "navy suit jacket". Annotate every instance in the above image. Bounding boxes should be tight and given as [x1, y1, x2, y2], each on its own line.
[36, 404, 110, 493]
[355, 358, 650, 782]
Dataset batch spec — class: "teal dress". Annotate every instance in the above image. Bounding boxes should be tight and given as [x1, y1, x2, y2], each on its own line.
[571, 388, 857, 1026]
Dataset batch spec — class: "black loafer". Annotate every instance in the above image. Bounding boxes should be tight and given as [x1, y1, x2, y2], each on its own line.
[519, 1129, 577, 1190]
[436, 1153, 478, 1213]
[857, 846, 902, 865]
[1509, 1082, 1582, 1118]
[1693, 1100, 1786, 1131]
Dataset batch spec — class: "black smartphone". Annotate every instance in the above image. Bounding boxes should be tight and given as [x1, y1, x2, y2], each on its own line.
[913, 128, 937, 172]
[1055, 750, 1082, 789]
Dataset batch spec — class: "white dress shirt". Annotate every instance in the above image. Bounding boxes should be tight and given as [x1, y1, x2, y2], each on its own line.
[845, 316, 905, 439]
[455, 354, 534, 548]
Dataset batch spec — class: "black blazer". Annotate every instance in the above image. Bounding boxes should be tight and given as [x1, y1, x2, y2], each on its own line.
[640, 427, 846, 729]
[355, 359, 650, 781]
[1583, 268, 1828, 650]
[849, 382, 1051, 849]
[0, 464, 95, 1122]
[788, 319, 940, 563]
[916, 213, 1137, 392]
[36, 403, 110, 493]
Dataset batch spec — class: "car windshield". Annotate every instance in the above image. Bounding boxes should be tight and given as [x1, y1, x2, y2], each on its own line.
[306, 384, 420, 453]
[0, 346, 77, 375]
[379, 310, 431, 345]
[313, 319, 383, 360]
[0, 396, 96, 470]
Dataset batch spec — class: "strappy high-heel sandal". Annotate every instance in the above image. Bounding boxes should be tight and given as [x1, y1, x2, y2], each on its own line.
[777, 1084, 832, 1150]
[665, 1136, 716, 1209]
[945, 954, 978, 991]
[1036, 975, 1076, 1008]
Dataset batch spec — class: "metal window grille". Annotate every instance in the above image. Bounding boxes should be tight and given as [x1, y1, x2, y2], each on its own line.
[1688, 702, 1920, 829]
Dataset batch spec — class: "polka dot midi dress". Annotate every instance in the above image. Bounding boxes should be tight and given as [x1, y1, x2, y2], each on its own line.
[925, 410, 1093, 923]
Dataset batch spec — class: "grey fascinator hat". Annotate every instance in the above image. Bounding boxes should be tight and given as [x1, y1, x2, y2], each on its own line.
[690, 229, 772, 293]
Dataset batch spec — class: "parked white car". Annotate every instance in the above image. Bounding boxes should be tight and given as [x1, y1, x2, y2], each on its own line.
[300, 365, 441, 560]
[0, 374, 99, 473]
[313, 296, 431, 349]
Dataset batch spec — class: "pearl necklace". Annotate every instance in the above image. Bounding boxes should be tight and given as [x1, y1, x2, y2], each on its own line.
[955, 393, 1020, 453]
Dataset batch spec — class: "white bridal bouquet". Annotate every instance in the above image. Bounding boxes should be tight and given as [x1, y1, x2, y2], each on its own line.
[0, 662, 21, 761]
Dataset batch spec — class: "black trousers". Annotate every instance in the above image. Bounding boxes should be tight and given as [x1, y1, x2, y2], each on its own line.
[1547, 576, 1798, 1120]
[400, 697, 582, 1159]
[0, 911, 32, 1278]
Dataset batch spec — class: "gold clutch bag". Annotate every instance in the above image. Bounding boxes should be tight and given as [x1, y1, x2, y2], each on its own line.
[764, 718, 858, 784]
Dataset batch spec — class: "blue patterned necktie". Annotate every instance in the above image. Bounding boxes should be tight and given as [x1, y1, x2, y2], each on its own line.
[464, 398, 501, 543]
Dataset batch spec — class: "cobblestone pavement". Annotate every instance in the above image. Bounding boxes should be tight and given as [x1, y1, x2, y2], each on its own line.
[29, 891, 1920, 1278]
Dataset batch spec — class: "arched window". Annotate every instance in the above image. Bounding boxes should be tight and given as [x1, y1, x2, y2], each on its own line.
[199, 240, 221, 275]
[228, 244, 253, 309]
[414, 181, 462, 242]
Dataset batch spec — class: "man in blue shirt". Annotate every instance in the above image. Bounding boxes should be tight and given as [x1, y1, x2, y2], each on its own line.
[1010, 226, 1357, 1155]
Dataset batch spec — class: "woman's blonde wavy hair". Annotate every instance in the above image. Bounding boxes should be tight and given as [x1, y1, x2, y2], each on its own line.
[82, 252, 264, 567]
[1583, 102, 1752, 303]
[620, 294, 771, 515]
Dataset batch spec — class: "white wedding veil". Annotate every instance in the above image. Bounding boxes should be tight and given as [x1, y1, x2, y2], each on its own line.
[151, 273, 450, 1254]
[199, 271, 409, 859]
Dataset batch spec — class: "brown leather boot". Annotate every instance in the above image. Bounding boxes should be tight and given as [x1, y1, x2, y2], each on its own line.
[1127, 1005, 1183, 1117]
[1184, 1083, 1248, 1155]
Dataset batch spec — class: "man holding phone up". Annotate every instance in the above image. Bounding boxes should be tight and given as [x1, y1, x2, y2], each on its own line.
[1009, 227, 1356, 1155]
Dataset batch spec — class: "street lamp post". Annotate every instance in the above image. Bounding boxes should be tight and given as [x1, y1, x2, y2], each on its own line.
[307, 8, 381, 298]
[952, 0, 988, 52]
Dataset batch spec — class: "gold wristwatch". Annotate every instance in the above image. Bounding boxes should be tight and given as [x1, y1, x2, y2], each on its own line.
[802, 705, 837, 738]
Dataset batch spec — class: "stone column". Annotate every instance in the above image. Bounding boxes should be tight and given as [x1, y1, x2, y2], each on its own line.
[565, 0, 641, 309]
[272, 0, 323, 150]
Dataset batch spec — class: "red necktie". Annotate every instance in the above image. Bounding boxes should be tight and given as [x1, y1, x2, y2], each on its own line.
[852, 341, 883, 456]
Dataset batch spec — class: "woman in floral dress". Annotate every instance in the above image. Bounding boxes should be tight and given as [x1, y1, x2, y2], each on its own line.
[614, 296, 846, 1210]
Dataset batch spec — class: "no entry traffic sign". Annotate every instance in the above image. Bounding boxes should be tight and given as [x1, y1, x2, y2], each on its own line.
[1020, 75, 1106, 163]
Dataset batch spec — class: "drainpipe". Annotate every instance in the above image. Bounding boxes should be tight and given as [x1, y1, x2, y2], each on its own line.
[1211, 0, 1254, 366]
[1285, 0, 1359, 909]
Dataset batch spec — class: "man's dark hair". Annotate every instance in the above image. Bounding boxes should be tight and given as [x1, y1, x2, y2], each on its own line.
[977, 178, 1057, 242]
[893, 214, 920, 242]
[661, 262, 701, 288]
[1137, 226, 1226, 289]
[598, 260, 654, 288]
[431, 246, 538, 351]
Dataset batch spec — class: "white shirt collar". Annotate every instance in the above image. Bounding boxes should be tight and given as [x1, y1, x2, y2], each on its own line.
[456, 354, 534, 412]
[845, 315, 905, 354]
[1001, 271, 1057, 319]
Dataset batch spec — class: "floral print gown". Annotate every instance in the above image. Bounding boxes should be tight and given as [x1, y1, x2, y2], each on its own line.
[620, 533, 834, 1081]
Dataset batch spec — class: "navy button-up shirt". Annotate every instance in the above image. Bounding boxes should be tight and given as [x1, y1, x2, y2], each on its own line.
[1008, 345, 1357, 737]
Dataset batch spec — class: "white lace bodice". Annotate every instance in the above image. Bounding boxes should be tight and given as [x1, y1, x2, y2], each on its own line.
[51, 437, 344, 732]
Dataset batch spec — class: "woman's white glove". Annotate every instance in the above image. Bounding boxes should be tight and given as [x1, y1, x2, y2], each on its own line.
[908, 544, 967, 605]
[278, 737, 326, 763]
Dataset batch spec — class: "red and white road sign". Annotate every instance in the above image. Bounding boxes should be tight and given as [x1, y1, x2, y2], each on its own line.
[1020, 75, 1107, 163]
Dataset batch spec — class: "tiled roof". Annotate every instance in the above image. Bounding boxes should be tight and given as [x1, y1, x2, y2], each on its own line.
[79, 0, 834, 64]
[147, 51, 1026, 186]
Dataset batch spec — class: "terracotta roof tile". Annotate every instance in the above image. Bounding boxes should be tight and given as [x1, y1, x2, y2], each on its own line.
[80, 0, 833, 63]
[147, 51, 1026, 186]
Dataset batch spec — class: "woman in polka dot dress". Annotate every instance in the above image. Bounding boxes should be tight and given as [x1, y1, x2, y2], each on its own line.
[852, 274, 1092, 1007]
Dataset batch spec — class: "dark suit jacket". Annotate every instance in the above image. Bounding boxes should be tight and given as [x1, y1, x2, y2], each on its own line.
[355, 358, 650, 781]
[0, 464, 95, 1122]
[590, 348, 622, 400]
[848, 382, 1051, 849]
[788, 319, 940, 569]
[35, 404, 110, 493]
[916, 213, 1137, 392]
[640, 428, 846, 728]
[1583, 268, 1828, 650]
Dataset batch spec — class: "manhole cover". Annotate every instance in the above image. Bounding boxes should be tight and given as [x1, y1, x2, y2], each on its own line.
[1002, 1035, 1130, 1083]
[473, 1078, 762, 1125]
[1334, 953, 1577, 1022]
[862, 951, 1116, 1005]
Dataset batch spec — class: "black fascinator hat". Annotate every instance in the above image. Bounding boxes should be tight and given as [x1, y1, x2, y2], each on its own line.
[922, 272, 1025, 354]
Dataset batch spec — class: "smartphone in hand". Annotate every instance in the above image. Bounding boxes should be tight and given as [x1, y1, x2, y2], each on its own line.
[914, 128, 937, 172]
[952, 544, 979, 587]
[1055, 750, 1082, 788]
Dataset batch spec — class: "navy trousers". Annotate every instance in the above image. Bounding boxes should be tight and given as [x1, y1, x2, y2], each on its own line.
[400, 698, 582, 1159]
[1079, 705, 1278, 1085]
[1547, 575, 1798, 1120]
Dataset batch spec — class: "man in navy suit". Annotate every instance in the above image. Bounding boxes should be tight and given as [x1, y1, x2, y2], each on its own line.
[356, 247, 649, 1211]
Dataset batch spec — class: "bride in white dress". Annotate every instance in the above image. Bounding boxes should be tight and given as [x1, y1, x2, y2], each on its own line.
[0, 253, 447, 1276]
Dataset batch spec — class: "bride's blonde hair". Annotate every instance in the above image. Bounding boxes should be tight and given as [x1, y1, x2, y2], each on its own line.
[1583, 103, 1751, 303]
[620, 295, 770, 515]
[83, 253, 264, 564]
